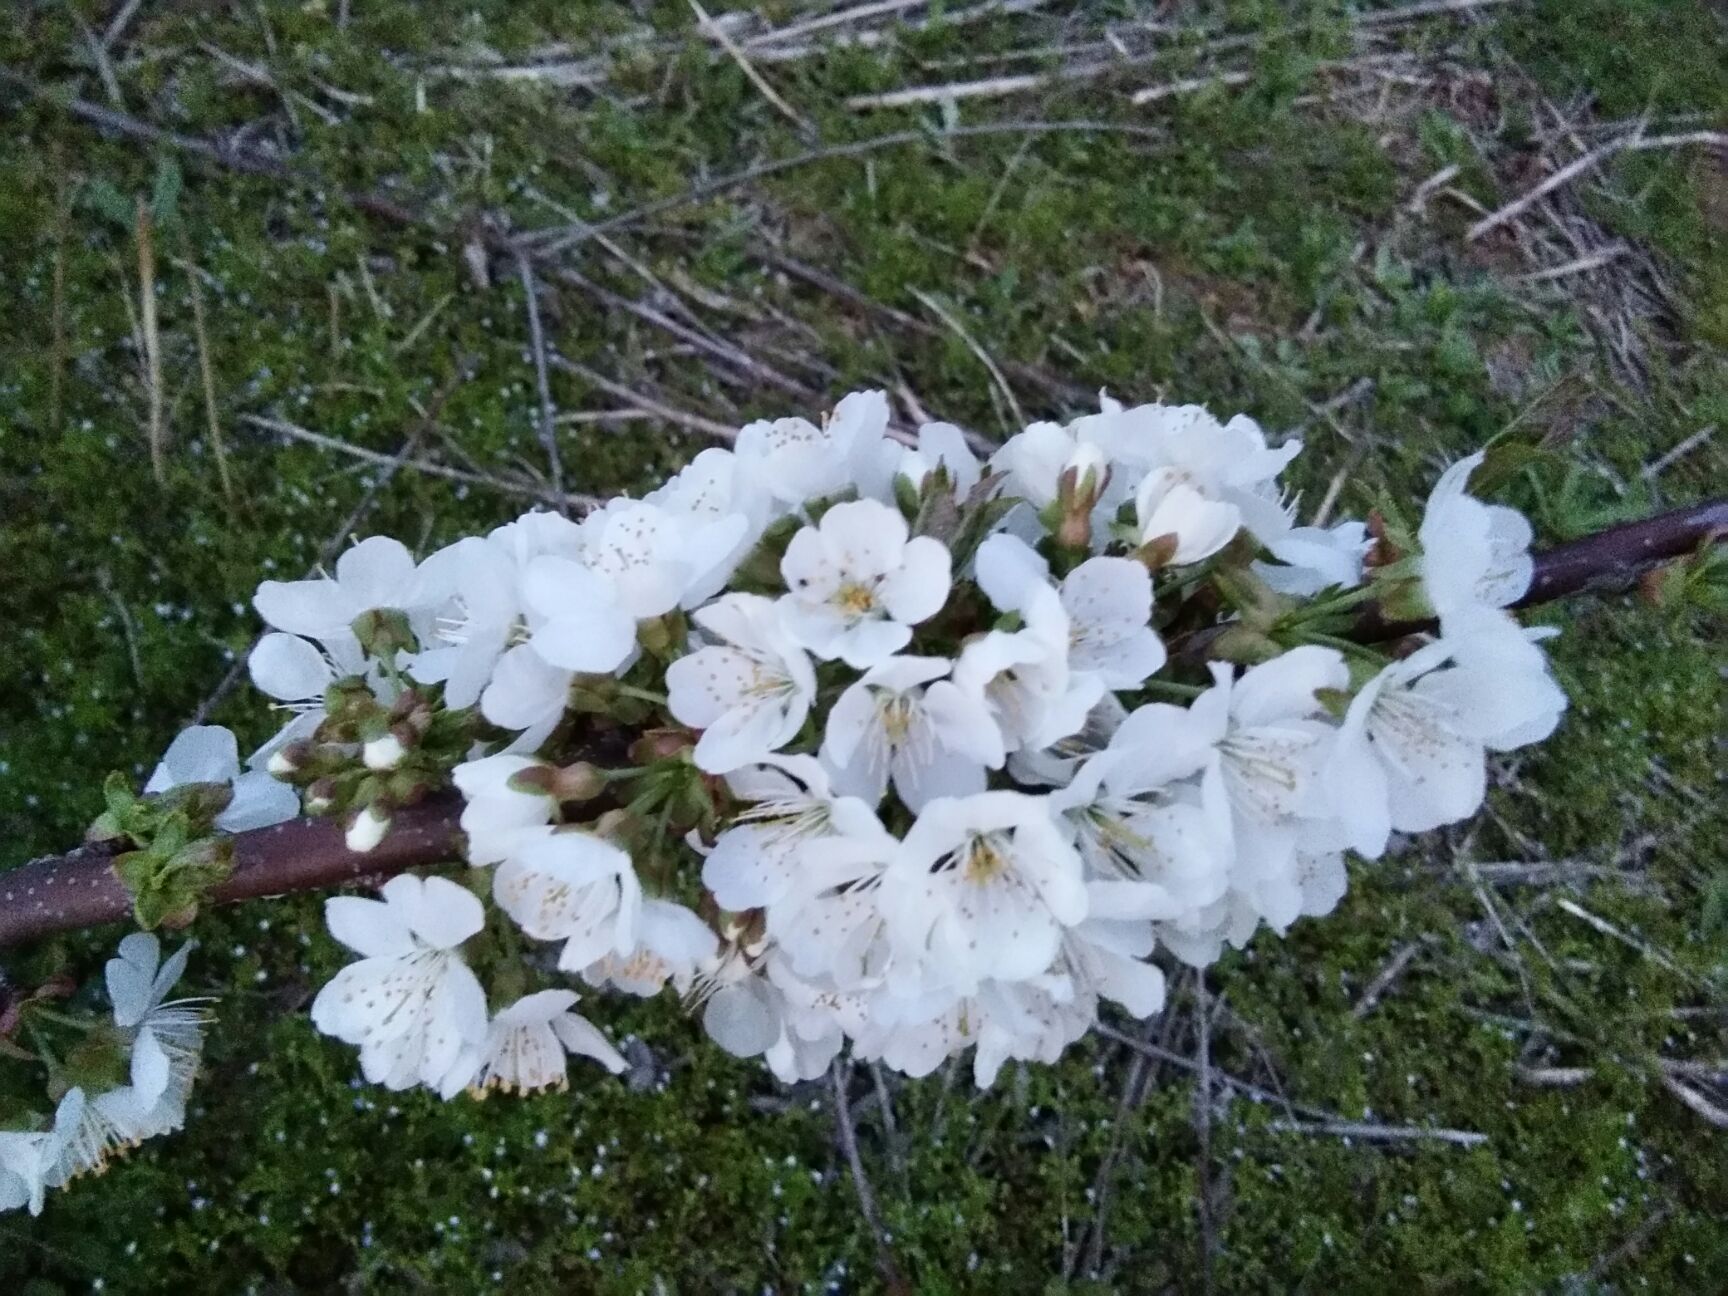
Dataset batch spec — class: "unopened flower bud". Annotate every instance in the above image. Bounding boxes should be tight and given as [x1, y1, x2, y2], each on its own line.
[552, 762, 606, 803]
[629, 728, 695, 765]
[1064, 440, 1109, 494]
[344, 806, 391, 853]
[363, 733, 406, 771]
[1053, 442, 1111, 550]
[896, 448, 933, 491]
[306, 777, 339, 815]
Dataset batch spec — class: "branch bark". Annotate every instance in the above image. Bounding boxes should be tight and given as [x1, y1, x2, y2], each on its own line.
[1, 501, 1721, 953]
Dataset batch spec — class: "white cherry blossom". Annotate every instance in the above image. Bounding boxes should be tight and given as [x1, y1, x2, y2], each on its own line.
[1060, 556, 1166, 688]
[1113, 648, 1347, 937]
[1129, 406, 1301, 564]
[309, 875, 488, 1091]
[0, 1129, 58, 1216]
[145, 725, 299, 832]
[246, 630, 376, 761]
[519, 554, 638, 674]
[1325, 608, 1565, 858]
[778, 499, 952, 668]
[1255, 519, 1371, 596]
[955, 536, 1104, 752]
[895, 422, 983, 497]
[495, 831, 641, 973]
[105, 934, 208, 1116]
[438, 990, 625, 1098]
[990, 416, 1125, 515]
[254, 536, 439, 645]
[582, 899, 717, 997]
[700, 756, 886, 912]
[735, 389, 897, 506]
[451, 754, 557, 866]
[879, 792, 1087, 991]
[820, 656, 1003, 811]
[1419, 451, 1534, 618]
[579, 495, 751, 619]
[666, 594, 817, 773]
[1050, 747, 1229, 924]
[479, 641, 574, 752]
[410, 511, 582, 709]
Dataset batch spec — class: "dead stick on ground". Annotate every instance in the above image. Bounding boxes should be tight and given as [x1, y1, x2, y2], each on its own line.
[514, 254, 568, 513]
[180, 236, 238, 504]
[831, 1061, 910, 1294]
[1196, 973, 1218, 1295]
[1468, 131, 1728, 242]
[688, 0, 811, 134]
[135, 198, 166, 485]
[1266, 1119, 1488, 1148]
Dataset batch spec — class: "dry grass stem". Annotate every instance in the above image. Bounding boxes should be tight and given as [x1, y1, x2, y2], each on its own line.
[180, 239, 237, 504]
[688, 0, 812, 132]
[134, 199, 166, 486]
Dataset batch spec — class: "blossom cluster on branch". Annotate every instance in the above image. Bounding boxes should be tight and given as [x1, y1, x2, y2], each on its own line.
[3, 389, 1571, 1213]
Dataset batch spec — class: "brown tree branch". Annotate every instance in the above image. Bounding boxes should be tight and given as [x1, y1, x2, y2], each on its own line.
[0, 794, 462, 950]
[1, 502, 1721, 953]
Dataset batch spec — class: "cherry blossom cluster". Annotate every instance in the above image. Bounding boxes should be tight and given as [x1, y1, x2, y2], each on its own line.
[5, 388, 1568, 1204]
[1, 937, 207, 1214]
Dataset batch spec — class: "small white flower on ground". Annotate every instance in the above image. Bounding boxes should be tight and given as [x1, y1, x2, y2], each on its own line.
[1419, 451, 1535, 618]
[778, 499, 952, 668]
[310, 875, 488, 1091]
[145, 725, 300, 832]
[820, 656, 1004, 811]
[1325, 608, 1565, 858]
[666, 594, 817, 774]
[438, 989, 625, 1098]
[880, 791, 1087, 991]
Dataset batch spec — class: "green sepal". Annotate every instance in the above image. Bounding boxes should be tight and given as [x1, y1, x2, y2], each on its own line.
[351, 607, 418, 658]
[53, 1024, 131, 1101]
